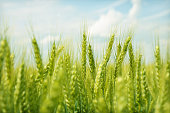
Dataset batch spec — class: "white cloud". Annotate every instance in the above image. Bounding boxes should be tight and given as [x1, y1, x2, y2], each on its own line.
[89, 0, 142, 37]
[128, 0, 141, 19]
[122, 0, 141, 25]
[1, 1, 76, 35]
[89, 9, 123, 37]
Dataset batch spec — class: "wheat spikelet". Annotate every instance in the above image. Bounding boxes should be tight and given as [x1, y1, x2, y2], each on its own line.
[135, 54, 142, 112]
[32, 37, 43, 84]
[112, 36, 131, 112]
[127, 71, 134, 113]
[1, 76, 10, 113]
[63, 85, 71, 112]
[52, 56, 63, 83]
[14, 63, 29, 113]
[88, 43, 96, 80]
[116, 41, 122, 60]
[108, 67, 114, 113]
[0, 39, 7, 80]
[154, 45, 161, 93]
[160, 59, 170, 113]
[69, 64, 78, 111]
[81, 32, 87, 80]
[0, 40, 12, 113]
[114, 36, 131, 80]
[94, 34, 115, 97]
[28, 74, 39, 112]
[46, 42, 56, 77]
[128, 41, 136, 80]
[4, 41, 12, 81]
[127, 41, 136, 112]
[141, 67, 150, 112]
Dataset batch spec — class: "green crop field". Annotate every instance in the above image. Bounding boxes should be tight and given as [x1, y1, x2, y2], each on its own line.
[0, 31, 169, 113]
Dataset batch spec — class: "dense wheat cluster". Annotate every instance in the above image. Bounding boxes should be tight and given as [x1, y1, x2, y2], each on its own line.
[0, 31, 169, 113]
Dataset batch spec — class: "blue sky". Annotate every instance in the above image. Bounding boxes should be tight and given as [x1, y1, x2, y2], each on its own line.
[0, 0, 170, 62]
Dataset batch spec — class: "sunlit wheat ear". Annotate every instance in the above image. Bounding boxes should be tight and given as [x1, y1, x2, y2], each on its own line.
[28, 74, 39, 112]
[154, 45, 161, 93]
[112, 36, 131, 111]
[5, 41, 12, 81]
[0, 39, 7, 82]
[127, 71, 134, 113]
[61, 52, 72, 85]
[159, 44, 170, 112]
[4, 44, 14, 113]
[63, 85, 71, 112]
[108, 67, 114, 113]
[1, 81, 10, 113]
[0, 39, 14, 113]
[141, 67, 150, 112]
[160, 59, 170, 112]
[69, 64, 78, 111]
[128, 41, 136, 111]
[56, 46, 64, 58]
[100, 33, 115, 94]
[87, 43, 96, 109]
[1, 67, 10, 113]
[94, 34, 115, 97]
[63, 63, 76, 112]
[128, 41, 136, 80]
[50, 46, 64, 84]
[88, 43, 96, 80]
[41, 43, 62, 106]
[45, 42, 56, 78]
[103, 34, 115, 64]
[32, 37, 43, 83]
[10, 53, 14, 76]
[79, 31, 89, 112]
[135, 54, 142, 112]
[14, 63, 29, 113]
[116, 41, 121, 60]
[52, 56, 63, 82]
[81, 32, 87, 80]
[166, 44, 170, 76]
[104, 66, 111, 100]
[75, 64, 84, 112]
[114, 36, 131, 80]
[44, 44, 64, 79]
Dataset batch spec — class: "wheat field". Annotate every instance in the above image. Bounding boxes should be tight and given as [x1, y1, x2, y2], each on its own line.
[0, 31, 169, 113]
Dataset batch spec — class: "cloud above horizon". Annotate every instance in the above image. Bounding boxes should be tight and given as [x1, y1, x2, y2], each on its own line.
[89, 0, 142, 37]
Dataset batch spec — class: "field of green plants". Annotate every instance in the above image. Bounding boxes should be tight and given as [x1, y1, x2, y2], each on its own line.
[0, 30, 169, 113]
